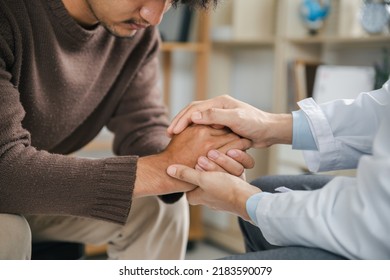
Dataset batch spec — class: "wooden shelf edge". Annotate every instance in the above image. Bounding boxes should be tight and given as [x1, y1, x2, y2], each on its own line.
[161, 42, 209, 52]
[212, 38, 275, 47]
[287, 34, 390, 44]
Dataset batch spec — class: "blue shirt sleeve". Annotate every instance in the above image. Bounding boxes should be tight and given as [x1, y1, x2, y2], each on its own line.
[292, 110, 318, 151]
[246, 192, 272, 225]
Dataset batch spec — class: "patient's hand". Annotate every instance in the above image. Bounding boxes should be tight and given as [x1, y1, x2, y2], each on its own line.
[195, 144, 254, 179]
[134, 125, 249, 197]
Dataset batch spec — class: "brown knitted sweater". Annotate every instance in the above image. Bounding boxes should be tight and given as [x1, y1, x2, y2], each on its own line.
[0, 0, 171, 224]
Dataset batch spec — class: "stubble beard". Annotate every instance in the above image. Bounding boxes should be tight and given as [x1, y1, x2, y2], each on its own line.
[85, 0, 137, 39]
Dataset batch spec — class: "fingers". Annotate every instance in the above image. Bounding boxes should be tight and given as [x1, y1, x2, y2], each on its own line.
[196, 138, 254, 176]
[172, 108, 237, 137]
[226, 149, 255, 169]
[166, 106, 197, 137]
[167, 165, 209, 206]
[167, 95, 233, 136]
[217, 138, 253, 154]
[167, 100, 211, 136]
[199, 148, 255, 175]
[197, 154, 226, 172]
[191, 108, 237, 128]
[198, 151, 244, 176]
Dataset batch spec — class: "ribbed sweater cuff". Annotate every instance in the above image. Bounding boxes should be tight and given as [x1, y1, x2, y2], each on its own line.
[91, 156, 138, 224]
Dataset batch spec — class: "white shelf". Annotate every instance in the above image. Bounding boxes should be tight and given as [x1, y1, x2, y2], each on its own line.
[287, 35, 390, 45]
[212, 39, 275, 47]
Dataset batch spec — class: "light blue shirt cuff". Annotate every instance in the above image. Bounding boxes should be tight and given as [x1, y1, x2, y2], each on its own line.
[246, 192, 272, 225]
[292, 110, 318, 151]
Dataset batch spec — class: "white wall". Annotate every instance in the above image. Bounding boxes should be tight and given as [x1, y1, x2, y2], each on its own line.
[165, 48, 275, 119]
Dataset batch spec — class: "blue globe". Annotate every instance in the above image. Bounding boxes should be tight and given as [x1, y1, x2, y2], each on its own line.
[299, 0, 331, 34]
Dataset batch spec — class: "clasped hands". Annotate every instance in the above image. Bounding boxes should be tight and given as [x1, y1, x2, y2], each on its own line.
[164, 95, 281, 221]
[134, 95, 279, 221]
[166, 123, 254, 182]
[134, 123, 254, 198]
[165, 124, 260, 221]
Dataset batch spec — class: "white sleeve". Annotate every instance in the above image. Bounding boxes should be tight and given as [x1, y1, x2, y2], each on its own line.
[253, 96, 390, 259]
[299, 80, 389, 172]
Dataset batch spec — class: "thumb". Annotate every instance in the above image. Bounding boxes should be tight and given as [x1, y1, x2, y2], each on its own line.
[191, 108, 235, 129]
[166, 164, 201, 186]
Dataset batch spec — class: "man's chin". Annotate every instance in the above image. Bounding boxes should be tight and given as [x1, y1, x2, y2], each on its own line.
[109, 29, 137, 39]
[102, 24, 138, 38]
[115, 32, 137, 39]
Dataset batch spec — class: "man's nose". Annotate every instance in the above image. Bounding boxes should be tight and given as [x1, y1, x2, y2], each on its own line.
[140, 0, 171, 26]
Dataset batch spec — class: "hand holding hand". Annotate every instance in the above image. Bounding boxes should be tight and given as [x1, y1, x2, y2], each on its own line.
[166, 164, 261, 222]
[134, 124, 251, 198]
[167, 95, 293, 148]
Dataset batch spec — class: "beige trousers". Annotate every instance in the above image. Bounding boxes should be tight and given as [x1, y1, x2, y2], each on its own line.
[0, 195, 189, 260]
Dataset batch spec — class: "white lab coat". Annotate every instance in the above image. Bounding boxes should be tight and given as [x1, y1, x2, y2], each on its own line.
[255, 80, 390, 259]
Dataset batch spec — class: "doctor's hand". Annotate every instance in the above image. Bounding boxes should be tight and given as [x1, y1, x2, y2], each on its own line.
[166, 164, 261, 222]
[167, 95, 293, 148]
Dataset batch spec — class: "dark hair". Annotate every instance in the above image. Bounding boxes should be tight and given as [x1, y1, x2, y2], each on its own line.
[171, 0, 218, 9]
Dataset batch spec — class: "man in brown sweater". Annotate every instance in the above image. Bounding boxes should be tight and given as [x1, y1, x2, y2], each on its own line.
[0, 0, 252, 259]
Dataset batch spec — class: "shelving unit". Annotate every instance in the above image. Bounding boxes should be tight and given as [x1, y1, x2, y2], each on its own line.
[212, 39, 275, 47]
[205, 0, 389, 174]
[160, 10, 211, 107]
[201, 0, 390, 251]
[271, 0, 390, 175]
[287, 34, 390, 44]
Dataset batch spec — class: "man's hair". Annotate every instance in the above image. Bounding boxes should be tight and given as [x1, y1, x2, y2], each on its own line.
[172, 0, 218, 9]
